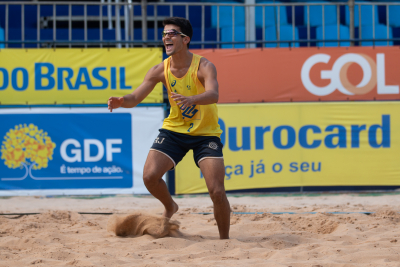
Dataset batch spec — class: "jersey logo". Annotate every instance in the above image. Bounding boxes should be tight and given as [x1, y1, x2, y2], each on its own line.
[182, 105, 198, 119]
[187, 85, 191, 90]
[171, 80, 176, 87]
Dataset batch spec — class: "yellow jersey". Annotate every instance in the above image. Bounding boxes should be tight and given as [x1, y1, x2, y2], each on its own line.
[162, 54, 222, 137]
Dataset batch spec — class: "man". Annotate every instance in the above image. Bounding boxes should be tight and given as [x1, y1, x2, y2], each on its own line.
[107, 17, 230, 239]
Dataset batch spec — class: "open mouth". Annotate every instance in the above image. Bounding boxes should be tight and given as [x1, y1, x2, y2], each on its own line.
[165, 44, 173, 52]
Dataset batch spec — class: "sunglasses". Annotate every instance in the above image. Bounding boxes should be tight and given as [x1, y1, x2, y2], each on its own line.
[162, 29, 188, 38]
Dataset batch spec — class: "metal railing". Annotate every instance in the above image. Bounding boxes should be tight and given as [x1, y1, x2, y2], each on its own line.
[0, 1, 399, 49]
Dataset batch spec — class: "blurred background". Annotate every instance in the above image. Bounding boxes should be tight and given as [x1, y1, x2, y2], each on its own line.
[1, 0, 399, 48]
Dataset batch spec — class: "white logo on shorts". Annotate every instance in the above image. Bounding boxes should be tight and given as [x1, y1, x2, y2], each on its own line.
[209, 142, 218, 150]
[154, 137, 165, 144]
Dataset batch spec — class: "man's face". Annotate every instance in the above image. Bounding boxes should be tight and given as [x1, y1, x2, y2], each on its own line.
[162, 25, 189, 56]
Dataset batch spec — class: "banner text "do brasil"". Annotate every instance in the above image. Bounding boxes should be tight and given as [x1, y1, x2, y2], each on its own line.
[0, 63, 132, 91]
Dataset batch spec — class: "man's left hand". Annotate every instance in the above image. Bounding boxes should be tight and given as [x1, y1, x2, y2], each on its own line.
[171, 92, 195, 110]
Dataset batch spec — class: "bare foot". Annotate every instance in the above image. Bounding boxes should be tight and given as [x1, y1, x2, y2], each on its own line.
[163, 201, 179, 218]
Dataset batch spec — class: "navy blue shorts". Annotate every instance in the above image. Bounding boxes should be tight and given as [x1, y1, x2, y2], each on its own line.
[150, 129, 224, 169]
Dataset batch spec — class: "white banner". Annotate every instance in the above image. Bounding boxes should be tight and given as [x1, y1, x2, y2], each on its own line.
[0, 106, 164, 196]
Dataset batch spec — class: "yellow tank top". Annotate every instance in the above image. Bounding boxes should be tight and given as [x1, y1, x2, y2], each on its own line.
[162, 54, 222, 137]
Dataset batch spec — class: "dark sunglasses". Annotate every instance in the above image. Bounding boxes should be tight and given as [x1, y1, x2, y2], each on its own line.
[162, 29, 188, 38]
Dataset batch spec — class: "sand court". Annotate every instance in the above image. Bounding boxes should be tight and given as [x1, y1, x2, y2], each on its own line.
[0, 193, 400, 266]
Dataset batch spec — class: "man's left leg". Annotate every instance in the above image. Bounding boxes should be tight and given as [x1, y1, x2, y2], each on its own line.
[199, 158, 231, 239]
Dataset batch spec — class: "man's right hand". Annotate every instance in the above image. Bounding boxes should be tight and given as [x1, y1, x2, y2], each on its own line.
[108, 96, 124, 112]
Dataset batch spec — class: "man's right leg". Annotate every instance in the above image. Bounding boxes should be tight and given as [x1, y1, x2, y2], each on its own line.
[143, 150, 178, 218]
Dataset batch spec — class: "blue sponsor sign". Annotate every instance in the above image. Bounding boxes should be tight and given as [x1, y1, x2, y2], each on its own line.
[0, 113, 132, 190]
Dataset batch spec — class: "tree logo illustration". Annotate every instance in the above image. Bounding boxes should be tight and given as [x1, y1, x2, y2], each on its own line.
[1, 124, 56, 178]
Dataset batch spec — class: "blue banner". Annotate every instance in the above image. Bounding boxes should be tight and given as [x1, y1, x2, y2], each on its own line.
[0, 113, 133, 190]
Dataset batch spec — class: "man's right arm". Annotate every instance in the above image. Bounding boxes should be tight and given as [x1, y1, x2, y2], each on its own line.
[108, 63, 164, 112]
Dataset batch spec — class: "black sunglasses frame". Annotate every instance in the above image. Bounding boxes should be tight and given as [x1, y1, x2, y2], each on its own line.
[162, 29, 188, 38]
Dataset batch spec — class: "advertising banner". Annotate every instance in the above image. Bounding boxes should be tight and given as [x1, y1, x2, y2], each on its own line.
[0, 107, 164, 195]
[193, 47, 400, 103]
[0, 48, 163, 105]
[175, 102, 400, 194]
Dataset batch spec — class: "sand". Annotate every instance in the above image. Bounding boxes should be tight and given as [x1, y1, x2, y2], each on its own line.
[1, 193, 400, 266]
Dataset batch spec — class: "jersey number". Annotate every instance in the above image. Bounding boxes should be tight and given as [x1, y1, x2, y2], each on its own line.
[187, 123, 194, 132]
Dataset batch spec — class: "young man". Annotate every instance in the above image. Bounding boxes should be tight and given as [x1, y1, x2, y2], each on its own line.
[107, 17, 231, 239]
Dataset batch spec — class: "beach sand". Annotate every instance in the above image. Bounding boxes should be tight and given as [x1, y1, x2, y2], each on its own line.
[1, 193, 400, 266]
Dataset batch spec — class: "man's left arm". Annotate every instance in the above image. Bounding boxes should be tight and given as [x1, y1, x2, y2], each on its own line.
[171, 59, 219, 109]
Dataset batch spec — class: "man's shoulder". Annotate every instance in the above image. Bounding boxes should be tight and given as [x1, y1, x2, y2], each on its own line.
[198, 56, 216, 69]
[198, 56, 210, 64]
[152, 61, 165, 72]
[149, 62, 165, 76]
[198, 56, 217, 76]
[145, 61, 165, 83]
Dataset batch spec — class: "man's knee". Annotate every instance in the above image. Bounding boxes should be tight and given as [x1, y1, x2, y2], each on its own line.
[209, 187, 226, 204]
[143, 172, 162, 189]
